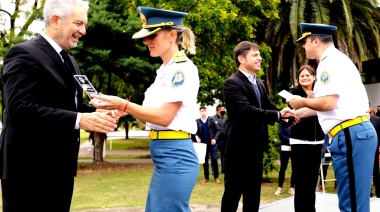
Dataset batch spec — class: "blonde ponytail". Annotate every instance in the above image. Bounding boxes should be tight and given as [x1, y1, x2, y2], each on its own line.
[170, 25, 196, 55]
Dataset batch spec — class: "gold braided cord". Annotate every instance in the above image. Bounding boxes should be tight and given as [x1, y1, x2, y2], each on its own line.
[143, 22, 174, 29]
[302, 32, 312, 37]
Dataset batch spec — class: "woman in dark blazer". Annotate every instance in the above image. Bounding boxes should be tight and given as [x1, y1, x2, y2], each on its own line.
[289, 65, 325, 212]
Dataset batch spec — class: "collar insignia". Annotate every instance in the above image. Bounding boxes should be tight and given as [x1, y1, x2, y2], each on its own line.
[173, 50, 187, 63]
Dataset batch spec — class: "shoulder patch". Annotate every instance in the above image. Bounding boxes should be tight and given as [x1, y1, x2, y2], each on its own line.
[171, 70, 185, 87]
[173, 50, 187, 63]
[320, 71, 330, 85]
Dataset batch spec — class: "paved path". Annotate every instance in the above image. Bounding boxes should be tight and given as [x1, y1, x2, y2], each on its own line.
[76, 137, 380, 212]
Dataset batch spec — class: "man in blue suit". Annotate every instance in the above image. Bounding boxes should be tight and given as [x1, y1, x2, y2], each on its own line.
[196, 106, 221, 184]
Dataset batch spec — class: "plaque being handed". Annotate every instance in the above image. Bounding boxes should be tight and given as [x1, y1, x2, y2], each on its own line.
[73, 75, 102, 103]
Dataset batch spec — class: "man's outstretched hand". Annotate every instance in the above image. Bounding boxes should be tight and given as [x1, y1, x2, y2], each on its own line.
[80, 112, 117, 134]
[280, 107, 300, 126]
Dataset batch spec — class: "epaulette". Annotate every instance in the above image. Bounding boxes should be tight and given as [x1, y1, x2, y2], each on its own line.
[173, 50, 187, 63]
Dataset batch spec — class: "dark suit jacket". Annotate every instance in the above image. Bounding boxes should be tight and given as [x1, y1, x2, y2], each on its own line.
[195, 116, 221, 143]
[223, 71, 279, 167]
[0, 35, 95, 179]
[370, 115, 380, 146]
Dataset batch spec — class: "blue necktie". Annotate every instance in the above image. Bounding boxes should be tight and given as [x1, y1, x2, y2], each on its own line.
[252, 80, 261, 108]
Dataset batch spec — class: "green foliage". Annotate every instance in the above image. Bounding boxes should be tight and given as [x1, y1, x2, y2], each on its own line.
[0, 0, 43, 60]
[260, 0, 380, 90]
[263, 123, 280, 179]
[70, 0, 160, 128]
[136, 0, 280, 105]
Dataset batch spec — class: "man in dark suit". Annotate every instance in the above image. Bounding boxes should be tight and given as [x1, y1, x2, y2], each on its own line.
[369, 108, 380, 197]
[0, 0, 117, 211]
[221, 41, 296, 211]
[213, 104, 227, 174]
[195, 106, 221, 183]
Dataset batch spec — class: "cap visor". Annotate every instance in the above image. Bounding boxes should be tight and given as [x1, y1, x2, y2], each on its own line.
[132, 28, 161, 39]
[296, 36, 307, 43]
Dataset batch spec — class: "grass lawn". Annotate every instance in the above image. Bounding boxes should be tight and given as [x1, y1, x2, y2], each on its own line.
[0, 130, 365, 210]
[70, 131, 342, 210]
[71, 162, 339, 210]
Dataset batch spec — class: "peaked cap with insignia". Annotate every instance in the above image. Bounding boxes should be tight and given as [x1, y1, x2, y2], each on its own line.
[296, 23, 337, 43]
[132, 6, 188, 39]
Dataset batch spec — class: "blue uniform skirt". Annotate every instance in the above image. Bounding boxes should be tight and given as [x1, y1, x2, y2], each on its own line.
[145, 138, 199, 212]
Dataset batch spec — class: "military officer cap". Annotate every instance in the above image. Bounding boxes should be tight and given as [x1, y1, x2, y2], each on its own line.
[296, 23, 337, 43]
[132, 6, 188, 39]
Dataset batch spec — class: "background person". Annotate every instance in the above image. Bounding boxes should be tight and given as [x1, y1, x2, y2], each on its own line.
[369, 107, 380, 198]
[90, 6, 200, 212]
[318, 134, 336, 191]
[0, 0, 117, 211]
[288, 65, 325, 212]
[288, 23, 377, 212]
[195, 106, 221, 184]
[212, 104, 227, 174]
[221, 41, 298, 211]
[274, 123, 295, 196]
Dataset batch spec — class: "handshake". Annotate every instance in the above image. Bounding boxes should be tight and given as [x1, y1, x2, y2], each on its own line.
[279, 107, 299, 127]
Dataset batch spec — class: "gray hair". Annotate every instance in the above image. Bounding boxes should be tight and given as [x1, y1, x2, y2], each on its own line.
[43, 0, 89, 28]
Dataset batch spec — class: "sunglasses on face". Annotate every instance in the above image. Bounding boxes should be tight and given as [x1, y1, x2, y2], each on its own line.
[146, 33, 158, 39]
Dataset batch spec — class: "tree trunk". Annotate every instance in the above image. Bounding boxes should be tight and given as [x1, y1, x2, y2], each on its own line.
[93, 132, 105, 163]
[124, 121, 129, 139]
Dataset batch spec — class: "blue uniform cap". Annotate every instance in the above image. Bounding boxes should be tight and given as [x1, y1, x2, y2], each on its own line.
[132, 6, 188, 39]
[296, 23, 337, 43]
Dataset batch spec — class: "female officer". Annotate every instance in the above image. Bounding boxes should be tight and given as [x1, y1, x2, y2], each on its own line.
[90, 6, 199, 212]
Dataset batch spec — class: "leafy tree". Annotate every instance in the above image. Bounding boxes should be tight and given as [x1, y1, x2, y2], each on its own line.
[263, 123, 280, 180]
[71, 0, 163, 162]
[0, 0, 44, 60]
[259, 0, 380, 90]
[138, 0, 280, 105]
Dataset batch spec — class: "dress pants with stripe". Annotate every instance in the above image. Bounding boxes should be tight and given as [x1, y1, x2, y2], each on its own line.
[329, 122, 377, 212]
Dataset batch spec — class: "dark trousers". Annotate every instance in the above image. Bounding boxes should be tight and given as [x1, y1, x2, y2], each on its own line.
[292, 144, 323, 212]
[203, 143, 219, 179]
[278, 151, 294, 188]
[2, 176, 74, 212]
[221, 152, 263, 211]
[218, 141, 225, 173]
[373, 146, 380, 197]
